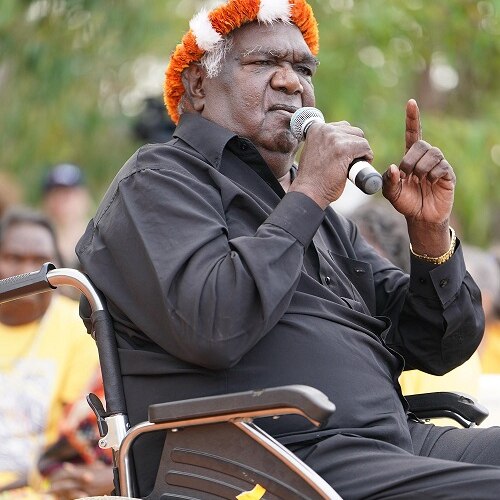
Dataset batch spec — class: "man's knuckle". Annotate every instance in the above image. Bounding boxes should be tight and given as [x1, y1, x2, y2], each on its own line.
[415, 139, 430, 151]
[429, 147, 444, 161]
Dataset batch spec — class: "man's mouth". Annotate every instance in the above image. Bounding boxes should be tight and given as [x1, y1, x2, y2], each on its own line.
[269, 104, 298, 114]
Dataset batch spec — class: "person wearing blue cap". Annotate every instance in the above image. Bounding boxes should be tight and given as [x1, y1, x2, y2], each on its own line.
[41, 164, 91, 270]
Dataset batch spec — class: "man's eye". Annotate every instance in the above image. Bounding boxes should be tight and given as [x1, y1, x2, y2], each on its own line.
[297, 66, 313, 76]
[0, 254, 21, 264]
[254, 60, 272, 65]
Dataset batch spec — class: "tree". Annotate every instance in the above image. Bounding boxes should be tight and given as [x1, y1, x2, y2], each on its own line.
[1, 0, 499, 244]
[0, 0, 183, 198]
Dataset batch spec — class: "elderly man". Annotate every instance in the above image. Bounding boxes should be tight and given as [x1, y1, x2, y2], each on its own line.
[77, 0, 500, 497]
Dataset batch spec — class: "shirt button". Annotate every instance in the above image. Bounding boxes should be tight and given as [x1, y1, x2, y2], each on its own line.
[419, 278, 426, 284]
[325, 276, 331, 285]
[240, 142, 248, 151]
[439, 278, 449, 287]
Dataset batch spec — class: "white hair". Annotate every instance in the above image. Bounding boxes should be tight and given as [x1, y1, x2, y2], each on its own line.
[200, 34, 234, 78]
[178, 33, 233, 115]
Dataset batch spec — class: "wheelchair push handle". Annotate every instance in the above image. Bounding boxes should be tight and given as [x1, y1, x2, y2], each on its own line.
[0, 262, 56, 302]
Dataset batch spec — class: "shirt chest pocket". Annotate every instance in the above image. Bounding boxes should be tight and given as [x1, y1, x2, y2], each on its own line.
[323, 250, 376, 315]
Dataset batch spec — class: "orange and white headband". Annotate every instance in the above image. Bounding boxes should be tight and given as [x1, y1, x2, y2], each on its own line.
[164, 0, 319, 124]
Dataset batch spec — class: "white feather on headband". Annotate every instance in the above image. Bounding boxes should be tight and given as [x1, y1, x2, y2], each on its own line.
[190, 9, 223, 51]
[257, 0, 291, 24]
[190, 0, 292, 52]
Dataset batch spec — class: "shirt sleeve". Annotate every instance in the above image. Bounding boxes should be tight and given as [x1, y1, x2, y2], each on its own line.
[89, 164, 325, 370]
[350, 224, 484, 375]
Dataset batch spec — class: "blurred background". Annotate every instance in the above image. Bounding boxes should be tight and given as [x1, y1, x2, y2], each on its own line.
[0, 0, 499, 246]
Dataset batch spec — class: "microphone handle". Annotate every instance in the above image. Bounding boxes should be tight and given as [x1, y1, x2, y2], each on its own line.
[348, 159, 383, 195]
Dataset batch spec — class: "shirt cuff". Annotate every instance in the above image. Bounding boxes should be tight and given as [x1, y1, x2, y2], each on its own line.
[409, 238, 466, 306]
[264, 191, 325, 247]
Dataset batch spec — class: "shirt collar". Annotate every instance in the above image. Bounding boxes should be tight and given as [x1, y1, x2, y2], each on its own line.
[173, 112, 297, 197]
[173, 113, 237, 170]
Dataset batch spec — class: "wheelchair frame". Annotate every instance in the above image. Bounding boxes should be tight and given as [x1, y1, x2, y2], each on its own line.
[0, 263, 489, 499]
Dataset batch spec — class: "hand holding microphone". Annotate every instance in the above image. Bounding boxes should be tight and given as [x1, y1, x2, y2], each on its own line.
[290, 107, 382, 195]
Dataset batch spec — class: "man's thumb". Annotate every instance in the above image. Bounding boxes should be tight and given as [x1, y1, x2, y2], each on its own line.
[381, 164, 400, 199]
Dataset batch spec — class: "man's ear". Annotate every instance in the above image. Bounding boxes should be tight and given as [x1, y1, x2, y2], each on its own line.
[181, 63, 206, 113]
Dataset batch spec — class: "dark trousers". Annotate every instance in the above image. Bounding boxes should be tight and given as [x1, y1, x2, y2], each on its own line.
[291, 420, 500, 499]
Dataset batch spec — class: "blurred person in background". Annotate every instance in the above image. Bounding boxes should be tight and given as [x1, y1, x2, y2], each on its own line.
[0, 207, 98, 493]
[350, 200, 483, 400]
[34, 371, 113, 499]
[41, 163, 92, 270]
[470, 244, 500, 374]
[133, 96, 177, 145]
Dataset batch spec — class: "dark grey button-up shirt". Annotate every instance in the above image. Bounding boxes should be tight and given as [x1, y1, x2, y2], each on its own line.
[77, 112, 483, 451]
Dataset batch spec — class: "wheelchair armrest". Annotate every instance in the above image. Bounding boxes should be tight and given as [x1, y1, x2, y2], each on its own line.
[148, 385, 335, 428]
[406, 391, 489, 427]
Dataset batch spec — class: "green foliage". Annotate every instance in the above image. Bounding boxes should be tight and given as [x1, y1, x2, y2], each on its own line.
[310, 0, 500, 245]
[0, 0, 183, 198]
[1, 0, 499, 244]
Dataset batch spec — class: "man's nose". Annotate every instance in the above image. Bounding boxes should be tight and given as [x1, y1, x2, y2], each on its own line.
[271, 64, 304, 94]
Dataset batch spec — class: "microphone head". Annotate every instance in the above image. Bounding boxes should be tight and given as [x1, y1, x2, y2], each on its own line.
[290, 107, 325, 141]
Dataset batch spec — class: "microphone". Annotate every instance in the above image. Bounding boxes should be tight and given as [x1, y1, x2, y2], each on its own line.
[290, 107, 383, 195]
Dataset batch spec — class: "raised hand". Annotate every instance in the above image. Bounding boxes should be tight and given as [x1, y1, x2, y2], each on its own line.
[381, 99, 456, 256]
[382, 99, 456, 225]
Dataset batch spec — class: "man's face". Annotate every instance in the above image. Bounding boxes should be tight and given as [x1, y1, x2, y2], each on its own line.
[43, 186, 90, 224]
[200, 21, 318, 157]
[0, 223, 57, 325]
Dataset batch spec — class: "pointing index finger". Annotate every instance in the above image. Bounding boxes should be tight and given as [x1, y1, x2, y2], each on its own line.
[405, 98, 422, 153]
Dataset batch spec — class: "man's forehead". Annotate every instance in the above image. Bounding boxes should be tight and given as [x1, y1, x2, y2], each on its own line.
[239, 45, 319, 65]
[2, 224, 54, 249]
[231, 22, 318, 62]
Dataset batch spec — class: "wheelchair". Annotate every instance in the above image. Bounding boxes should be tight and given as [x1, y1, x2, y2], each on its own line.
[0, 263, 489, 499]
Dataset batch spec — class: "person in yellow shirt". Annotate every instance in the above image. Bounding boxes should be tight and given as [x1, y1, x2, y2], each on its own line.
[471, 244, 500, 374]
[481, 315, 500, 373]
[0, 207, 99, 492]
